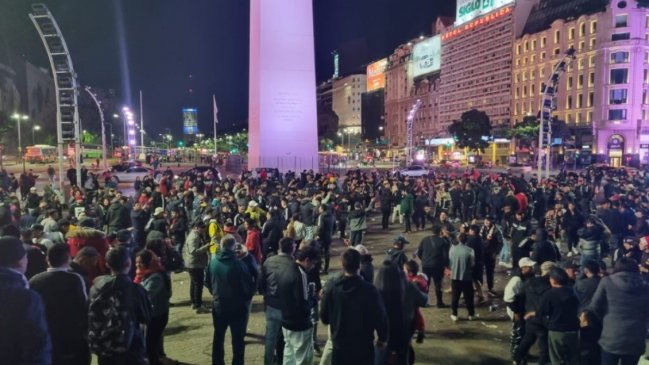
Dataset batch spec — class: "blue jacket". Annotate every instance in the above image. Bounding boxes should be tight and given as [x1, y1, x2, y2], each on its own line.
[0, 267, 52, 365]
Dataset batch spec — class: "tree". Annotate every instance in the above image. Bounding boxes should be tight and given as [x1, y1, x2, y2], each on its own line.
[317, 102, 339, 140]
[319, 138, 334, 151]
[508, 115, 539, 147]
[448, 109, 492, 153]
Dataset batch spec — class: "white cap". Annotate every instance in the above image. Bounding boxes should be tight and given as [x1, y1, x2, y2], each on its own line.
[518, 257, 537, 268]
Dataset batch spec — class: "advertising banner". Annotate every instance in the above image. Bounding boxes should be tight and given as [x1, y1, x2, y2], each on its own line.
[413, 35, 441, 77]
[183, 108, 198, 135]
[366, 58, 388, 92]
[455, 0, 515, 26]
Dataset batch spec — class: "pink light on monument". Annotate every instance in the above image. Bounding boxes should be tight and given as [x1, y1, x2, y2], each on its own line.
[248, 0, 319, 172]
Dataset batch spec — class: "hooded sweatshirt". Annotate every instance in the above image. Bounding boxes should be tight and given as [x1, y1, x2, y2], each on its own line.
[537, 286, 580, 331]
[588, 271, 649, 355]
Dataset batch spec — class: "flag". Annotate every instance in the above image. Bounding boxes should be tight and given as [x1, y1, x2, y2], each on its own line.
[212, 95, 218, 124]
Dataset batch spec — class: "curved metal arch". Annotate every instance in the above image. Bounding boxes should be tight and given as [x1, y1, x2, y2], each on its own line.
[29, 3, 82, 190]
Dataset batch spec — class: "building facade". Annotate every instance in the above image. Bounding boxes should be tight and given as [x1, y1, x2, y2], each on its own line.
[513, 0, 649, 166]
[384, 43, 417, 148]
[332, 74, 366, 135]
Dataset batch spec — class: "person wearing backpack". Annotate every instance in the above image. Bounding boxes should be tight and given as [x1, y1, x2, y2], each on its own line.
[134, 249, 175, 365]
[89, 246, 151, 365]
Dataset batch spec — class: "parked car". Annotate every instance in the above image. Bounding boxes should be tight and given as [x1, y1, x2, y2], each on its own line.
[111, 160, 143, 172]
[112, 167, 153, 183]
[399, 165, 431, 177]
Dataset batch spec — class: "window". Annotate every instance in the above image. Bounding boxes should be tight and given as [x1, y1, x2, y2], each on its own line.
[577, 94, 583, 108]
[578, 74, 584, 87]
[532, 40, 536, 50]
[541, 51, 546, 60]
[644, 89, 648, 104]
[524, 41, 529, 51]
[646, 51, 649, 63]
[612, 33, 631, 41]
[647, 15, 649, 28]
[589, 55, 595, 67]
[609, 89, 627, 104]
[569, 27, 575, 40]
[580, 23, 586, 36]
[611, 51, 630, 63]
[540, 67, 545, 78]
[516, 44, 521, 55]
[515, 87, 519, 98]
[609, 109, 627, 120]
[567, 95, 573, 109]
[615, 14, 628, 28]
[531, 54, 536, 63]
[587, 111, 593, 122]
[590, 38, 596, 48]
[523, 86, 527, 97]
[568, 76, 573, 89]
[611, 69, 628, 84]
[589, 72, 595, 86]
[554, 48, 561, 56]
[541, 36, 547, 47]
[645, 69, 649, 83]
[591, 21, 597, 33]
[588, 92, 594, 107]
[554, 30, 561, 43]
[579, 41, 585, 50]
[578, 58, 585, 70]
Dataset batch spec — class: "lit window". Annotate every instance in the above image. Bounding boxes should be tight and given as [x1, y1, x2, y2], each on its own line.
[554, 30, 561, 43]
[591, 21, 597, 33]
[579, 23, 586, 36]
[531, 40, 536, 50]
[615, 14, 628, 28]
[569, 27, 575, 40]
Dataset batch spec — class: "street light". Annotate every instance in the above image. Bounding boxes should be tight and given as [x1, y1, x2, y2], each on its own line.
[11, 113, 28, 173]
[32, 125, 41, 145]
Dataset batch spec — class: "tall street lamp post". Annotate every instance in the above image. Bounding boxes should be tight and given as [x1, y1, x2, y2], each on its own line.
[11, 113, 28, 173]
[32, 125, 41, 145]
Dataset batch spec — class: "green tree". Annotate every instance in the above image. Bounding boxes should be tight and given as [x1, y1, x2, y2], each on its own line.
[509, 115, 539, 147]
[448, 109, 492, 153]
[319, 138, 334, 151]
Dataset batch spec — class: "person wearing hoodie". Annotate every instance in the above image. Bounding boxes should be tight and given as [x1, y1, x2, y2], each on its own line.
[584, 257, 649, 365]
[348, 201, 371, 246]
[531, 228, 560, 265]
[106, 197, 130, 234]
[262, 211, 283, 258]
[415, 225, 450, 308]
[244, 219, 263, 264]
[513, 261, 555, 365]
[530, 267, 580, 365]
[0, 236, 52, 365]
[205, 236, 255, 365]
[321, 249, 388, 365]
[577, 217, 603, 268]
[387, 235, 409, 270]
[316, 204, 336, 274]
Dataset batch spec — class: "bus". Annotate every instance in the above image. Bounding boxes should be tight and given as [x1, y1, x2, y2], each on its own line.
[24, 145, 57, 163]
[67, 143, 103, 159]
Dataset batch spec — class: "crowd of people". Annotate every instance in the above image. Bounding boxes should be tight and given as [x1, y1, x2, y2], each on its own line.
[1, 162, 649, 365]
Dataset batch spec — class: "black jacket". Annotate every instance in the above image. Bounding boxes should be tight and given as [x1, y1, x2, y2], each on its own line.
[532, 240, 560, 264]
[300, 201, 316, 226]
[29, 269, 88, 358]
[106, 202, 130, 233]
[317, 211, 336, 244]
[277, 262, 313, 331]
[0, 267, 51, 365]
[538, 286, 580, 332]
[321, 275, 388, 353]
[574, 276, 600, 311]
[261, 216, 283, 255]
[416, 235, 450, 269]
[258, 253, 294, 309]
[521, 275, 552, 325]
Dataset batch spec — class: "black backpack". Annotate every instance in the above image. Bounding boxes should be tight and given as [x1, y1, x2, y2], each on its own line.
[88, 278, 135, 356]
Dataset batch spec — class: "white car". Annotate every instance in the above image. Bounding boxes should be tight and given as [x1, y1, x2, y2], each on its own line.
[399, 165, 431, 177]
[112, 167, 154, 183]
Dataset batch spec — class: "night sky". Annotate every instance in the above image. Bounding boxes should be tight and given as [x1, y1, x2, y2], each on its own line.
[0, 0, 454, 136]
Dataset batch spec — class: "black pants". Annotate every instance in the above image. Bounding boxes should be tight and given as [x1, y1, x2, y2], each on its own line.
[381, 209, 391, 230]
[413, 209, 425, 230]
[187, 268, 205, 307]
[338, 220, 347, 238]
[146, 313, 169, 365]
[514, 320, 549, 365]
[484, 255, 496, 291]
[321, 240, 331, 273]
[462, 205, 473, 223]
[52, 340, 91, 365]
[423, 266, 445, 305]
[212, 310, 247, 365]
[451, 280, 474, 316]
[404, 213, 412, 232]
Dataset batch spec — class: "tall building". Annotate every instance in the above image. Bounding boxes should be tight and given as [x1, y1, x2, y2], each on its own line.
[361, 89, 384, 141]
[513, 0, 649, 166]
[384, 43, 417, 148]
[439, 0, 538, 134]
[332, 74, 366, 134]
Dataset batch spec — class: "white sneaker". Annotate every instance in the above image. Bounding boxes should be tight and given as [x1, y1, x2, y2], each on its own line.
[468, 314, 479, 321]
[572, 247, 579, 255]
[450, 314, 458, 322]
[566, 252, 574, 257]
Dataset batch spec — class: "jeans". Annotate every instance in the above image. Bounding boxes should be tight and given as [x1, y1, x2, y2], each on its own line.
[514, 319, 549, 365]
[264, 306, 283, 365]
[187, 268, 205, 307]
[146, 313, 169, 365]
[282, 327, 314, 365]
[451, 280, 474, 317]
[548, 330, 578, 365]
[423, 266, 445, 306]
[212, 309, 247, 365]
[319, 328, 333, 365]
[600, 350, 640, 365]
[499, 239, 511, 265]
[391, 206, 403, 224]
[350, 230, 364, 246]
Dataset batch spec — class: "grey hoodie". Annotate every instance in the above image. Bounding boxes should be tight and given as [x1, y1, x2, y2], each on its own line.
[588, 271, 649, 355]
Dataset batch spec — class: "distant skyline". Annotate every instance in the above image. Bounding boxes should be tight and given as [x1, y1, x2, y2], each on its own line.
[0, 0, 454, 135]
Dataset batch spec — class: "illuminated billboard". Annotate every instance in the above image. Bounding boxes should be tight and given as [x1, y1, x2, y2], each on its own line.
[455, 0, 515, 26]
[182, 108, 198, 135]
[413, 36, 441, 77]
[366, 58, 388, 92]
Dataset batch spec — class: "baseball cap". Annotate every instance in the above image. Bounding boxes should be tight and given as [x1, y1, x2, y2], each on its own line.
[518, 257, 536, 268]
[540, 261, 556, 276]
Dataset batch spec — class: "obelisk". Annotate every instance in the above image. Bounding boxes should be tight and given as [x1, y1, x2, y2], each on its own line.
[248, 0, 319, 172]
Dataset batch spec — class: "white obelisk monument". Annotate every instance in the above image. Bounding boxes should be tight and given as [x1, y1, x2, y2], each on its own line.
[248, 0, 319, 172]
